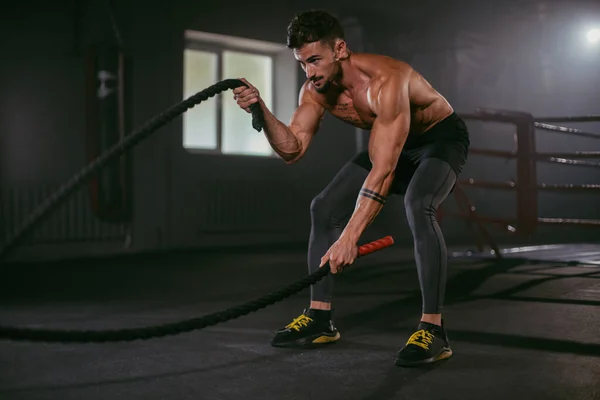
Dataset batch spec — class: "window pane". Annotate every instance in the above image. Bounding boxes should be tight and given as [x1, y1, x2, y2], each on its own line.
[183, 49, 218, 149]
[221, 50, 273, 156]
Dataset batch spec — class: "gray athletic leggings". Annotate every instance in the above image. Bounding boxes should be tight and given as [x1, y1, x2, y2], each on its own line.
[308, 155, 457, 314]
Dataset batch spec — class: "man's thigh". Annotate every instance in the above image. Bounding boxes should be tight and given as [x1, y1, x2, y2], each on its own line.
[404, 157, 457, 207]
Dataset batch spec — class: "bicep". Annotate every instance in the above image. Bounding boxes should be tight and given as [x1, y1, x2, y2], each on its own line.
[368, 79, 411, 172]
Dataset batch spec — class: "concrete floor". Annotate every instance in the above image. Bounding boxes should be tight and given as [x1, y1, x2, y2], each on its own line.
[0, 244, 599, 400]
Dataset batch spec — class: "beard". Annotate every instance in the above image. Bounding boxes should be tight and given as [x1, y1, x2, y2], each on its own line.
[313, 79, 331, 94]
[313, 62, 341, 93]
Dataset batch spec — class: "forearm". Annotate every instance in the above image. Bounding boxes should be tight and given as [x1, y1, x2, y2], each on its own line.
[337, 75, 410, 244]
[340, 168, 395, 243]
[258, 101, 302, 161]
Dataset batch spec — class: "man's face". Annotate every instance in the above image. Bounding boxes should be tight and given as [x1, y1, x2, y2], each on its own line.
[293, 40, 341, 93]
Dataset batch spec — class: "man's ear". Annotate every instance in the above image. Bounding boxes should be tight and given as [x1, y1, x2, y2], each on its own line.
[333, 39, 349, 60]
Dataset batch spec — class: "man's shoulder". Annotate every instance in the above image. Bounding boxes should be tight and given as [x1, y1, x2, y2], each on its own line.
[299, 79, 315, 94]
[355, 53, 414, 90]
[355, 52, 413, 72]
[298, 80, 323, 103]
[355, 54, 411, 88]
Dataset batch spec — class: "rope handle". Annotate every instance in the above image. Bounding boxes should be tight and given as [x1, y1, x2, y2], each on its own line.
[358, 235, 394, 257]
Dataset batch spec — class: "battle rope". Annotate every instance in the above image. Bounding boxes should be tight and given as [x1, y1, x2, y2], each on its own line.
[0, 79, 265, 264]
[0, 236, 394, 343]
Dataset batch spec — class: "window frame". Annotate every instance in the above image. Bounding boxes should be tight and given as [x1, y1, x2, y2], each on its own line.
[183, 35, 281, 158]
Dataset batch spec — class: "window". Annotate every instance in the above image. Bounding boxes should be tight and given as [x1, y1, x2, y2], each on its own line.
[183, 49, 218, 149]
[183, 30, 296, 157]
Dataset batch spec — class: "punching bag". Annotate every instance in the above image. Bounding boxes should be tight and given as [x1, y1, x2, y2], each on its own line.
[85, 42, 132, 222]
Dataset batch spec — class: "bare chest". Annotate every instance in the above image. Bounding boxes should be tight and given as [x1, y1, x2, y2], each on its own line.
[326, 95, 375, 130]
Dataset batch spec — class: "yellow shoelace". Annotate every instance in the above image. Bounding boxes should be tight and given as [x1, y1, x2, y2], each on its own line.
[285, 315, 313, 331]
[406, 329, 435, 350]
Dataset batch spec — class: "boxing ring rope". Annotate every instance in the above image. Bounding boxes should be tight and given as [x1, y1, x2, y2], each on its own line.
[439, 108, 600, 258]
[0, 79, 395, 343]
[534, 115, 600, 123]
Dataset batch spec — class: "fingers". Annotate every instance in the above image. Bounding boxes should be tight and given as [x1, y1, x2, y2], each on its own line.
[236, 91, 259, 105]
[330, 257, 343, 274]
[320, 252, 338, 275]
[328, 258, 338, 274]
[233, 78, 260, 112]
[322, 254, 340, 275]
[319, 253, 329, 268]
[330, 263, 339, 274]
[232, 78, 251, 93]
[238, 98, 258, 113]
[232, 78, 258, 96]
[319, 245, 356, 274]
[236, 94, 258, 113]
[328, 256, 355, 274]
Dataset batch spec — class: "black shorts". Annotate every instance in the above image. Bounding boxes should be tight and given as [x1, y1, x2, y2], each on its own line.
[351, 112, 470, 194]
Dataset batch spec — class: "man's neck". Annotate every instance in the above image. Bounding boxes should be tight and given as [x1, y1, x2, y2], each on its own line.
[332, 54, 366, 94]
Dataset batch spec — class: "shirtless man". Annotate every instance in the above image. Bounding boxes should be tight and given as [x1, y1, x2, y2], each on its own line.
[233, 9, 469, 367]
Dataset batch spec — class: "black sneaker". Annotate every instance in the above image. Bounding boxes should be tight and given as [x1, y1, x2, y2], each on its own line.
[270, 308, 340, 348]
[395, 321, 452, 367]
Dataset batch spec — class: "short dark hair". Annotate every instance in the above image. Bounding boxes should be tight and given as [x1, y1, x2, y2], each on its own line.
[286, 10, 345, 49]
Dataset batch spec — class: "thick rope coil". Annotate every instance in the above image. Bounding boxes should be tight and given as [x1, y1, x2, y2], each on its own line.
[0, 236, 394, 343]
[0, 79, 264, 264]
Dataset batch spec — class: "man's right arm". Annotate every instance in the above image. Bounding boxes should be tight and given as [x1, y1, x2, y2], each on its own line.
[235, 79, 324, 164]
[263, 86, 325, 163]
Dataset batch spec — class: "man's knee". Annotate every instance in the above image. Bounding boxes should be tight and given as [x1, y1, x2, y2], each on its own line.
[404, 193, 437, 221]
[310, 192, 333, 220]
[310, 191, 349, 229]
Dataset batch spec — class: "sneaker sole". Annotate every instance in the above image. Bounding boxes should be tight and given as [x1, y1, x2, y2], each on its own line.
[395, 347, 453, 367]
[271, 332, 341, 348]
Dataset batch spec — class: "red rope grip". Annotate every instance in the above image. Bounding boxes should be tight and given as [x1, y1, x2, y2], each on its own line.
[357, 235, 395, 257]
